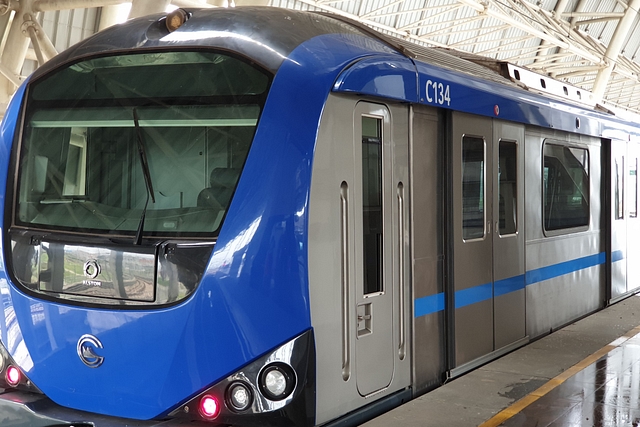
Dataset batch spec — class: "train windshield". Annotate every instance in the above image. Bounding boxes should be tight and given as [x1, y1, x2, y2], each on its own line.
[15, 51, 270, 239]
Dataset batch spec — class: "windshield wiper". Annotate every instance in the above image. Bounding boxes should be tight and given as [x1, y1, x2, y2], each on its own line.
[133, 108, 155, 245]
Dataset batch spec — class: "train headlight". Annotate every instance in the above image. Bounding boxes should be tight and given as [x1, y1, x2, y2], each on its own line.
[165, 8, 189, 32]
[226, 382, 252, 412]
[258, 363, 296, 401]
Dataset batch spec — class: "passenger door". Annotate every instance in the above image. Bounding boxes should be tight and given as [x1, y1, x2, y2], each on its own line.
[451, 113, 525, 370]
[452, 113, 494, 366]
[628, 143, 640, 293]
[352, 101, 407, 396]
[610, 141, 627, 299]
[492, 122, 525, 350]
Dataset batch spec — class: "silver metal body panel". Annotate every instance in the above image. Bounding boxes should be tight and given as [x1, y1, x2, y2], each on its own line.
[410, 105, 445, 392]
[524, 128, 603, 338]
[308, 94, 411, 424]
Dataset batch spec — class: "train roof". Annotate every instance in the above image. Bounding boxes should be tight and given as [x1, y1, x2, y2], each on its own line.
[29, 7, 396, 78]
[26, 6, 640, 142]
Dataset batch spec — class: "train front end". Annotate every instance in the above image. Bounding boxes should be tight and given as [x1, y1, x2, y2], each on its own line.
[0, 7, 366, 426]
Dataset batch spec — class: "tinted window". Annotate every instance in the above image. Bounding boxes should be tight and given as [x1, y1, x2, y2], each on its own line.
[362, 116, 383, 295]
[462, 136, 485, 240]
[17, 51, 270, 238]
[615, 157, 624, 220]
[631, 158, 638, 218]
[543, 143, 589, 231]
[499, 140, 517, 235]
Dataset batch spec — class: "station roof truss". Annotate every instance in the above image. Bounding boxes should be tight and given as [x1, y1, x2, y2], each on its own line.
[274, 0, 640, 114]
[2, 0, 640, 115]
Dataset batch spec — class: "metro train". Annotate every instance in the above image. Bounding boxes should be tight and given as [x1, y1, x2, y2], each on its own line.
[0, 5, 637, 427]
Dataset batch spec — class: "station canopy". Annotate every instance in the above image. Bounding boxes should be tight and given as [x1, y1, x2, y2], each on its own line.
[1, 0, 640, 116]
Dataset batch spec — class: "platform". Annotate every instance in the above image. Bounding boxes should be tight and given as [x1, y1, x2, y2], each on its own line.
[362, 295, 640, 427]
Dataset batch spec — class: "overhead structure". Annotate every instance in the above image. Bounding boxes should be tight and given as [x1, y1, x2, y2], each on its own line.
[276, 0, 640, 114]
[2, 0, 640, 115]
[0, 0, 218, 113]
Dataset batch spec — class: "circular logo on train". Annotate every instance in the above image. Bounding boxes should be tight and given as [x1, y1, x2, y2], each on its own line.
[77, 334, 104, 368]
[83, 260, 101, 279]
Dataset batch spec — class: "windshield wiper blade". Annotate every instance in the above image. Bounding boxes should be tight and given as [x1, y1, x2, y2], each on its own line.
[133, 108, 155, 245]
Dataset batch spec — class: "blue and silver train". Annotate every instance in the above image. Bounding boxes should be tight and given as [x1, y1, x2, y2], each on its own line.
[0, 6, 637, 426]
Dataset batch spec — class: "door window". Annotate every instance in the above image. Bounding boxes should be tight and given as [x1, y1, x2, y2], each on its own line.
[631, 158, 637, 218]
[362, 116, 383, 295]
[615, 157, 624, 220]
[498, 140, 517, 235]
[462, 136, 485, 240]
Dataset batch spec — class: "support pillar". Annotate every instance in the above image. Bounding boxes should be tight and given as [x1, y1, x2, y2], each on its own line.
[98, 4, 130, 30]
[0, 5, 31, 111]
[592, 0, 640, 103]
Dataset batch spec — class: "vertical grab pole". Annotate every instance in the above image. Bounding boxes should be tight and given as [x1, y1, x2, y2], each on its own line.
[398, 182, 406, 360]
[340, 181, 351, 381]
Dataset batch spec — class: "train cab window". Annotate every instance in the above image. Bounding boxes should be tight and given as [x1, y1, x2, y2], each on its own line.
[15, 51, 271, 239]
[498, 140, 517, 235]
[630, 159, 638, 218]
[462, 136, 485, 240]
[362, 116, 383, 295]
[543, 143, 589, 231]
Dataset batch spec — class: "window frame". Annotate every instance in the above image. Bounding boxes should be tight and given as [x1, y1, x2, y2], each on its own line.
[498, 138, 518, 237]
[630, 157, 638, 219]
[461, 134, 487, 242]
[361, 113, 385, 296]
[541, 140, 590, 236]
[10, 49, 272, 240]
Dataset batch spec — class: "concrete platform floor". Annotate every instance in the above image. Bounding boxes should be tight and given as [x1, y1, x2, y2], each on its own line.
[362, 295, 640, 427]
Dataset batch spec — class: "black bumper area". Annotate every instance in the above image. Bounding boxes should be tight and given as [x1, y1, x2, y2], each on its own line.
[0, 390, 211, 427]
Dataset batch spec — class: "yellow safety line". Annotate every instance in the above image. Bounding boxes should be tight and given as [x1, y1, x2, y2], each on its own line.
[478, 323, 640, 427]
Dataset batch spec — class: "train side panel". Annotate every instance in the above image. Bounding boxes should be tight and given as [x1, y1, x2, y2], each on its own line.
[524, 128, 604, 337]
[410, 105, 446, 394]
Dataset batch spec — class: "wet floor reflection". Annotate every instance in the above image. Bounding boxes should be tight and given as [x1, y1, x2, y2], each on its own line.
[502, 337, 640, 426]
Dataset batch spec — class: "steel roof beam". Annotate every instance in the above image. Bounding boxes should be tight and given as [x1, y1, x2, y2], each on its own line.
[454, 0, 604, 64]
[33, 0, 124, 12]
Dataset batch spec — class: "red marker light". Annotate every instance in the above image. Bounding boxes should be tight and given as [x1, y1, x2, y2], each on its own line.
[6, 365, 20, 386]
[199, 395, 220, 419]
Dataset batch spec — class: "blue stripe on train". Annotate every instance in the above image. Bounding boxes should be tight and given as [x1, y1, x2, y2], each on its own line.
[414, 251, 622, 318]
[414, 293, 445, 318]
[524, 252, 606, 285]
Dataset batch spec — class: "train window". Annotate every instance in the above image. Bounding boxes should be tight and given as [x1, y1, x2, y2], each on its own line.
[16, 51, 271, 238]
[362, 115, 383, 295]
[630, 159, 638, 218]
[462, 136, 485, 240]
[615, 157, 624, 220]
[542, 143, 589, 231]
[498, 140, 517, 235]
